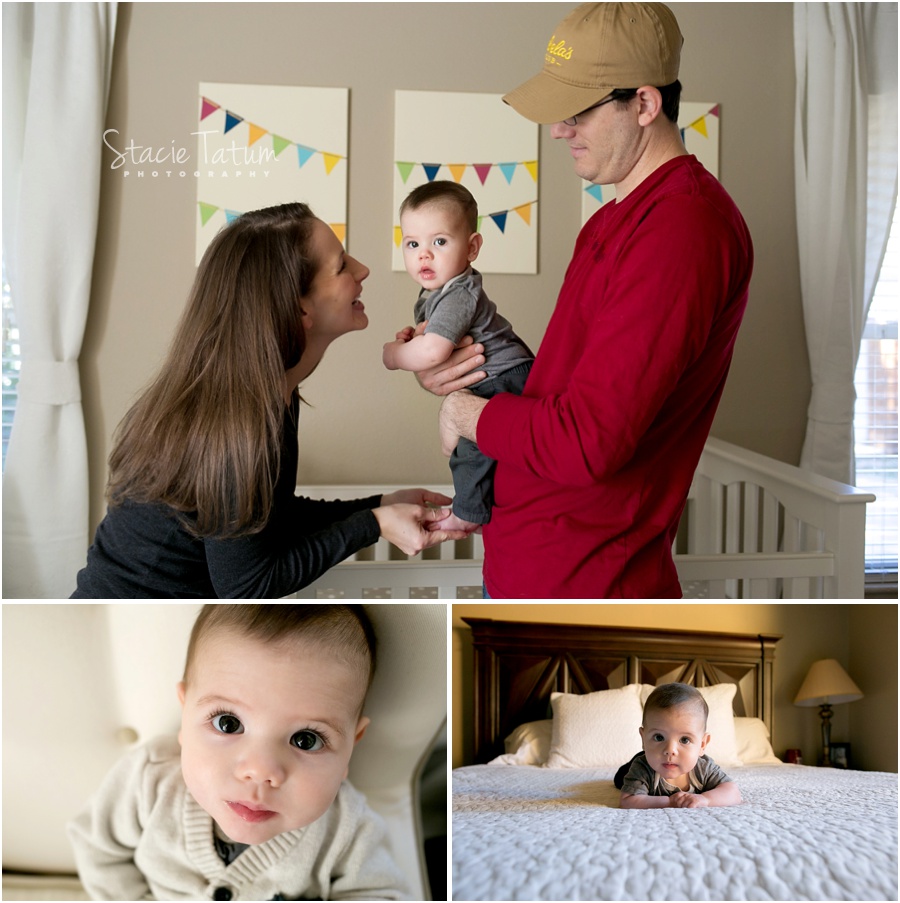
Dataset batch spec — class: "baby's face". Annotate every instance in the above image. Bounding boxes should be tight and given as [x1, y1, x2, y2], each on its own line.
[177, 629, 369, 844]
[640, 705, 709, 787]
[400, 203, 480, 291]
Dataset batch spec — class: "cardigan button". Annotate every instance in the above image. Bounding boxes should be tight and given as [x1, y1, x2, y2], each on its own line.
[212, 888, 233, 901]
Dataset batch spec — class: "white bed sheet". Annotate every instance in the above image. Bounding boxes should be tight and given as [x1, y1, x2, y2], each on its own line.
[452, 763, 898, 901]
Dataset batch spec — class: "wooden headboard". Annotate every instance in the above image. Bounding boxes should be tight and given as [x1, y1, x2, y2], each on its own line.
[463, 618, 781, 764]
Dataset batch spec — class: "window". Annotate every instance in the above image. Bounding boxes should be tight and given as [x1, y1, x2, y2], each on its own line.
[2, 258, 20, 472]
[854, 205, 898, 589]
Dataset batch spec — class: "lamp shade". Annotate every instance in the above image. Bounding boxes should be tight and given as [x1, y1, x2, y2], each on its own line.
[794, 658, 863, 707]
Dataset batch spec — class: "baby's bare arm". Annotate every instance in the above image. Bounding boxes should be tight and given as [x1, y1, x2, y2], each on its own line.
[619, 792, 671, 809]
[669, 783, 742, 808]
[383, 331, 456, 371]
[701, 781, 742, 806]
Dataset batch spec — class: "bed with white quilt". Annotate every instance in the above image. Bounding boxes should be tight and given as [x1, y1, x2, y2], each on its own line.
[451, 619, 898, 901]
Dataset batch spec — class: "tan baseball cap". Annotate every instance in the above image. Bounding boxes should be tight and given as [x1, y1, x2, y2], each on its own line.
[503, 2, 683, 124]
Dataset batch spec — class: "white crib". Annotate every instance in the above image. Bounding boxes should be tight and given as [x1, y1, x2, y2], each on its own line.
[296, 438, 874, 600]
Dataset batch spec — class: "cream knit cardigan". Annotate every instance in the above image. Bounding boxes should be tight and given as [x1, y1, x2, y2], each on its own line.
[67, 736, 411, 900]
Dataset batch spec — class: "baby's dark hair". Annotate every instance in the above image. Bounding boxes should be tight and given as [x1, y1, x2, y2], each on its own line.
[183, 604, 376, 701]
[643, 682, 708, 727]
[400, 180, 479, 234]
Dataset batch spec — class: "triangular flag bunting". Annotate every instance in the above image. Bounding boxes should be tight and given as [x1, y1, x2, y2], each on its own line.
[513, 203, 532, 226]
[224, 111, 243, 133]
[447, 164, 467, 183]
[225, 209, 241, 224]
[690, 117, 708, 138]
[198, 202, 219, 226]
[297, 145, 316, 167]
[329, 223, 346, 244]
[473, 164, 492, 185]
[394, 225, 403, 248]
[272, 135, 292, 157]
[322, 153, 342, 175]
[709, 105, 720, 117]
[498, 163, 517, 184]
[584, 184, 605, 203]
[200, 97, 220, 121]
[422, 164, 441, 182]
[476, 216, 483, 232]
[247, 123, 267, 146]
[524, 161, 539, 181]
[489, 212, 508, 233]
[396, 162, 415, 183]
[680, 128, 686, 142]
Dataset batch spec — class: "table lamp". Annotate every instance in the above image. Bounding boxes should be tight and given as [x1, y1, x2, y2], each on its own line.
[794, 658, 863, 766]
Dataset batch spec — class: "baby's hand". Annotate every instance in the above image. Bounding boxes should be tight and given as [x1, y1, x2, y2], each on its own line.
[669, 791, 709, 809]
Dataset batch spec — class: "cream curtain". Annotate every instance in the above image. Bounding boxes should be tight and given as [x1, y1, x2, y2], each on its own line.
[2, 3, 117, 598]
[794, 2, 898, 484]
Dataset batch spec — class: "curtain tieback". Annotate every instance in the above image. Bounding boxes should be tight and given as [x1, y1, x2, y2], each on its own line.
[17, 359, 82, 406]
[806, 380, 856, 425]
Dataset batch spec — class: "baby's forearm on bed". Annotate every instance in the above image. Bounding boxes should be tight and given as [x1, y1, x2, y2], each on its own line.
[620, 792, 671, 809]
[703, 781, 743, 806]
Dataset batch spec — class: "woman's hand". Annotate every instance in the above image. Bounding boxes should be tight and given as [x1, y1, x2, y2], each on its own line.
[380, 488, 453, 508]
[372, 504, 469, 556]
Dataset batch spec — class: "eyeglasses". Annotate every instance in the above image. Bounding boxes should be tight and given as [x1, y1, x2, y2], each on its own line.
[562, 89, 638, 126]
[562, 95, 619, 127]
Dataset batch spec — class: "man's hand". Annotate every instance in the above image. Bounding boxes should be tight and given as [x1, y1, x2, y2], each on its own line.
[413, 321, 486, 396]
[438, 391, 489, 456]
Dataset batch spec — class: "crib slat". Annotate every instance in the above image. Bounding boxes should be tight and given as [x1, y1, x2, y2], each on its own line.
[761, 490, 780, 598]
[784, 576, 811, 599]
[725, 483, 742, 597]
[743, 485, 760, 553]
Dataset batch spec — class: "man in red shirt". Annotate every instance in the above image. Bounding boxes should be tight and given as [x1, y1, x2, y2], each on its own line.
[423, 2, 753, 598]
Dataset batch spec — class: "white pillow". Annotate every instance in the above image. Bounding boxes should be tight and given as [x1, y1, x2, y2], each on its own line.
[734, 716, 781, 764]
[697, 683, 743, 766]
[545, 684, 644, 769]
[640, 682, 743, 767]
[487, 719, 553, 766]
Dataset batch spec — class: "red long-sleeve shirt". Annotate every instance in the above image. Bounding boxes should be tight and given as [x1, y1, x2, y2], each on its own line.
[477, 156, 753, 598]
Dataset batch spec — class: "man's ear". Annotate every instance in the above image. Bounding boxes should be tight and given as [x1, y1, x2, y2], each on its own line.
[635, 85, 663, 126]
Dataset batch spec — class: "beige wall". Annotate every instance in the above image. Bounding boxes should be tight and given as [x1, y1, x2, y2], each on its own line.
[83, 2, 807, 533]
[848, 604, 899, 773]
[451, 603, 899, 771]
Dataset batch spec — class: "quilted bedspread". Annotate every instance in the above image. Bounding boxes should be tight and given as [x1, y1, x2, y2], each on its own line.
[452, 764, 898, 901]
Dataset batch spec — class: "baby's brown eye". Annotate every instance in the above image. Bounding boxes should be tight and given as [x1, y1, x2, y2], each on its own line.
[291, 730, 324, 751]
[212, 714, 242, 734]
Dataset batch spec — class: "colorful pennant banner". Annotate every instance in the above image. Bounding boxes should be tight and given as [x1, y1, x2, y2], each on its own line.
[395, 160, 539, 186]
[679, 104, 719, 143]
[200, 96, 345, 174]
[199, 201, 345, 242]
[393, 199, 537, 246]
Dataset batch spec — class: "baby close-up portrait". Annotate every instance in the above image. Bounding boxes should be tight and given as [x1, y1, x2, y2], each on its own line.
[67, 604, 413, 900]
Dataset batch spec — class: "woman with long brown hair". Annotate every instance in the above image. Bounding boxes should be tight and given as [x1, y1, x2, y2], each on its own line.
[72, 202, 467, 597]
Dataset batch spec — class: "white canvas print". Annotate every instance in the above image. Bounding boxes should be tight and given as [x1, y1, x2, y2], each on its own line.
[196, 83, 349, 264]
[393, 90, 539, 274]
